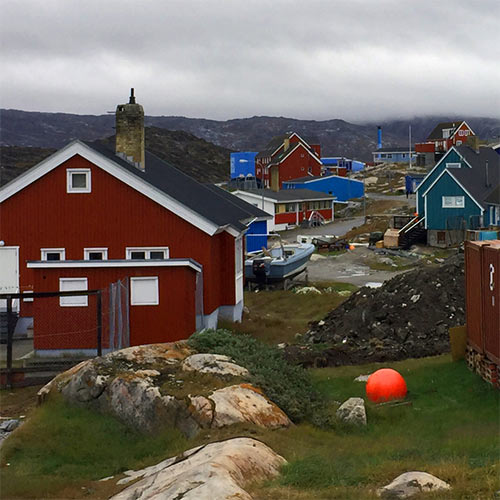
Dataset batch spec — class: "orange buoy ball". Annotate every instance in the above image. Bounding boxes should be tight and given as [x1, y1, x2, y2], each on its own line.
[366, 368, 407, 403]
[349, 245, 355, 250]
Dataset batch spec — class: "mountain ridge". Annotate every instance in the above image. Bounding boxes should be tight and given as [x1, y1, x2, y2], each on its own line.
[1, 109, 499, 162]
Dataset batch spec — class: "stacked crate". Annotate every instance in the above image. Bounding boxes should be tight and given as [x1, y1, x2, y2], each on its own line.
[464, 240, 500, 388]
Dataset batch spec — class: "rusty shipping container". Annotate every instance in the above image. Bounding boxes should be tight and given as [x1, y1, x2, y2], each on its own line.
[482, 243, 500, 363]
[465, 240, 500, 364]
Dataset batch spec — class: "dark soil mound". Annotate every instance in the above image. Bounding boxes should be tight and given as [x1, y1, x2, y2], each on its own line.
[287, 252, 465, 367]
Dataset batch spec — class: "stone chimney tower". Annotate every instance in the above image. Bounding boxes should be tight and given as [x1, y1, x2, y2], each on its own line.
[115, 88, 145, 169]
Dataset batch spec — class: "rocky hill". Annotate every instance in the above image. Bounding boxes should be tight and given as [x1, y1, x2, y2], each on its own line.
[0, 127, 233, 186]
[2, 108, 499, 162]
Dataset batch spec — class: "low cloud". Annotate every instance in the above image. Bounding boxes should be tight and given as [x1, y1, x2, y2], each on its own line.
[2, 0, 499, 120]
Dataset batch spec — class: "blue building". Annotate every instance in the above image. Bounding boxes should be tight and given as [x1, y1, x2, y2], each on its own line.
[372, 147, 416, 164]
[321, 157, 365, 172]
[405, 174, 425, 194]
[282, 174, 364, 202]
[415, 145, 499, 247]
[230, 152, 258, 179]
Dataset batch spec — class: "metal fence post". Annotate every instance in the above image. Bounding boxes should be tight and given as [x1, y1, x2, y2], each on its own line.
[6, 297, 14, 389]
[96, 291, 102, 357]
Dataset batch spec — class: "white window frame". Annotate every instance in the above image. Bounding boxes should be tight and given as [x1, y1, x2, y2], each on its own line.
[41, 248, 66, 261]
[130, 276, 159, 306]
[67, 168, 91, 193]
[442, 196, 465, 208]
[125, 247, 170, 260]
[59, 277, 88, 307]
[83, 248, 108, 260]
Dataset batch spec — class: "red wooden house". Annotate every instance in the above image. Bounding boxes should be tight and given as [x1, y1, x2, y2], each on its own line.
[0, 92, 265, 355]
[415, 121, 476, 166]
[255, 133, 323, 190]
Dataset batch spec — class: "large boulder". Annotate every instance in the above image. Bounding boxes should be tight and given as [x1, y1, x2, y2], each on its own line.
[377, 471, 451, 498]
[336, 397, 367, 426]
[110, 437, 286, 500]
[208, 384, 291, 429]
[40, 343, 290, 436]
[182, 353, 249, 377]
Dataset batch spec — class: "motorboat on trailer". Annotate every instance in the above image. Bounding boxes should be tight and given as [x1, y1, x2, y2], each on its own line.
[244, 238, 315, 283]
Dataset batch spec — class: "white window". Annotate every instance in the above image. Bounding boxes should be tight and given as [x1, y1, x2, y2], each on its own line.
[442, 196, 465, 208]
[126, 247, 169, 260]
[130, 277, 159, 306]
[59, 278, 88, 307]
[84, 248, 108, 260]
[41, 248, 65, 261]
[67, 169, 91, 193]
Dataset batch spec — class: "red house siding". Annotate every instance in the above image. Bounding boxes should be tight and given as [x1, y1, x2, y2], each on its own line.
[31, 265, 197, 349]
[276, 147, 322, 189]
[0, 154, 236, 317]
[274, 207, 332, 226]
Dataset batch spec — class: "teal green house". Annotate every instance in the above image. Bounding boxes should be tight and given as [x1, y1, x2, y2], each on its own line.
[415, 145, 499, 247]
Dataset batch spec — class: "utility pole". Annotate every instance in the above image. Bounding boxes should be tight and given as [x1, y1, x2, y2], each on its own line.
[409, 124, 412, 170]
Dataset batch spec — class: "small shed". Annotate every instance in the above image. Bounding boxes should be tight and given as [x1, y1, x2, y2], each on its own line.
[405, 174, 425, 194]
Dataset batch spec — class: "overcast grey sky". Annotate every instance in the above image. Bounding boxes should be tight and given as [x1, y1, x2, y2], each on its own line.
[1, 0, 499, 121]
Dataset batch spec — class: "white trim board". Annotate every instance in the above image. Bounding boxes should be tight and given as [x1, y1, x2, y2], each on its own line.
[27, 258, 202, 273]
[233, 190, 333, 204]
[276, 142, 323, 166]
[0, 140, 220, 236]
[421, 169, 484, 213]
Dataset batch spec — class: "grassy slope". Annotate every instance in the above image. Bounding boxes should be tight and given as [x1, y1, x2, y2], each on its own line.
[251, 355, 499, 499]
[1, 285, 498, 499]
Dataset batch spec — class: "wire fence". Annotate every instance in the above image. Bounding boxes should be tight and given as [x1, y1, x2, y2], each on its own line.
[0, 278, 130, 388]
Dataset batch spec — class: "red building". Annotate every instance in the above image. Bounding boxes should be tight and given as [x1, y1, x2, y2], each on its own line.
[0, 92, 265, 355]
[415, 121, 476, 166]
[232, 189, 334, 231]
[255, 133, 323, 190]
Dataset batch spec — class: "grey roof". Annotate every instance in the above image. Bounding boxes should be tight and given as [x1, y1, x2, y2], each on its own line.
[484, 184, 500, 205]
[427, 121, 464, 141]
[87, 141, 260, 232]
[256, 134, 289, 158]
[373, 147, 415, 154]
[447, 146, 500, 209]
[256, 132, 319, 159]
[204, 184, 271, 220]
[244, 188, 334, 202]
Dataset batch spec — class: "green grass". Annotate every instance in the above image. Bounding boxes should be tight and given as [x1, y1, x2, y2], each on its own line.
[219, 284, 356, 345]
[249, 355, 500, 499]
[188, 329, 320, 422]
[0, 394, 189, 498]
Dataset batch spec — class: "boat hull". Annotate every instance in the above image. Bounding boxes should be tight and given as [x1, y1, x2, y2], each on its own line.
[245, 244, 314, 282]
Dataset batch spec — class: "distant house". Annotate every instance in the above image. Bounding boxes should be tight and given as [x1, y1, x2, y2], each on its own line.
[372, 147, 416, 164]
[415, 120, 476, 167]
[232, 188, 334, 231]
[282, 174, 364, 203]
[415, 145, 499, 247]
[255, 133, 322, 190]
[0, 91, 268, 355]
[321, 157, 365, 175]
